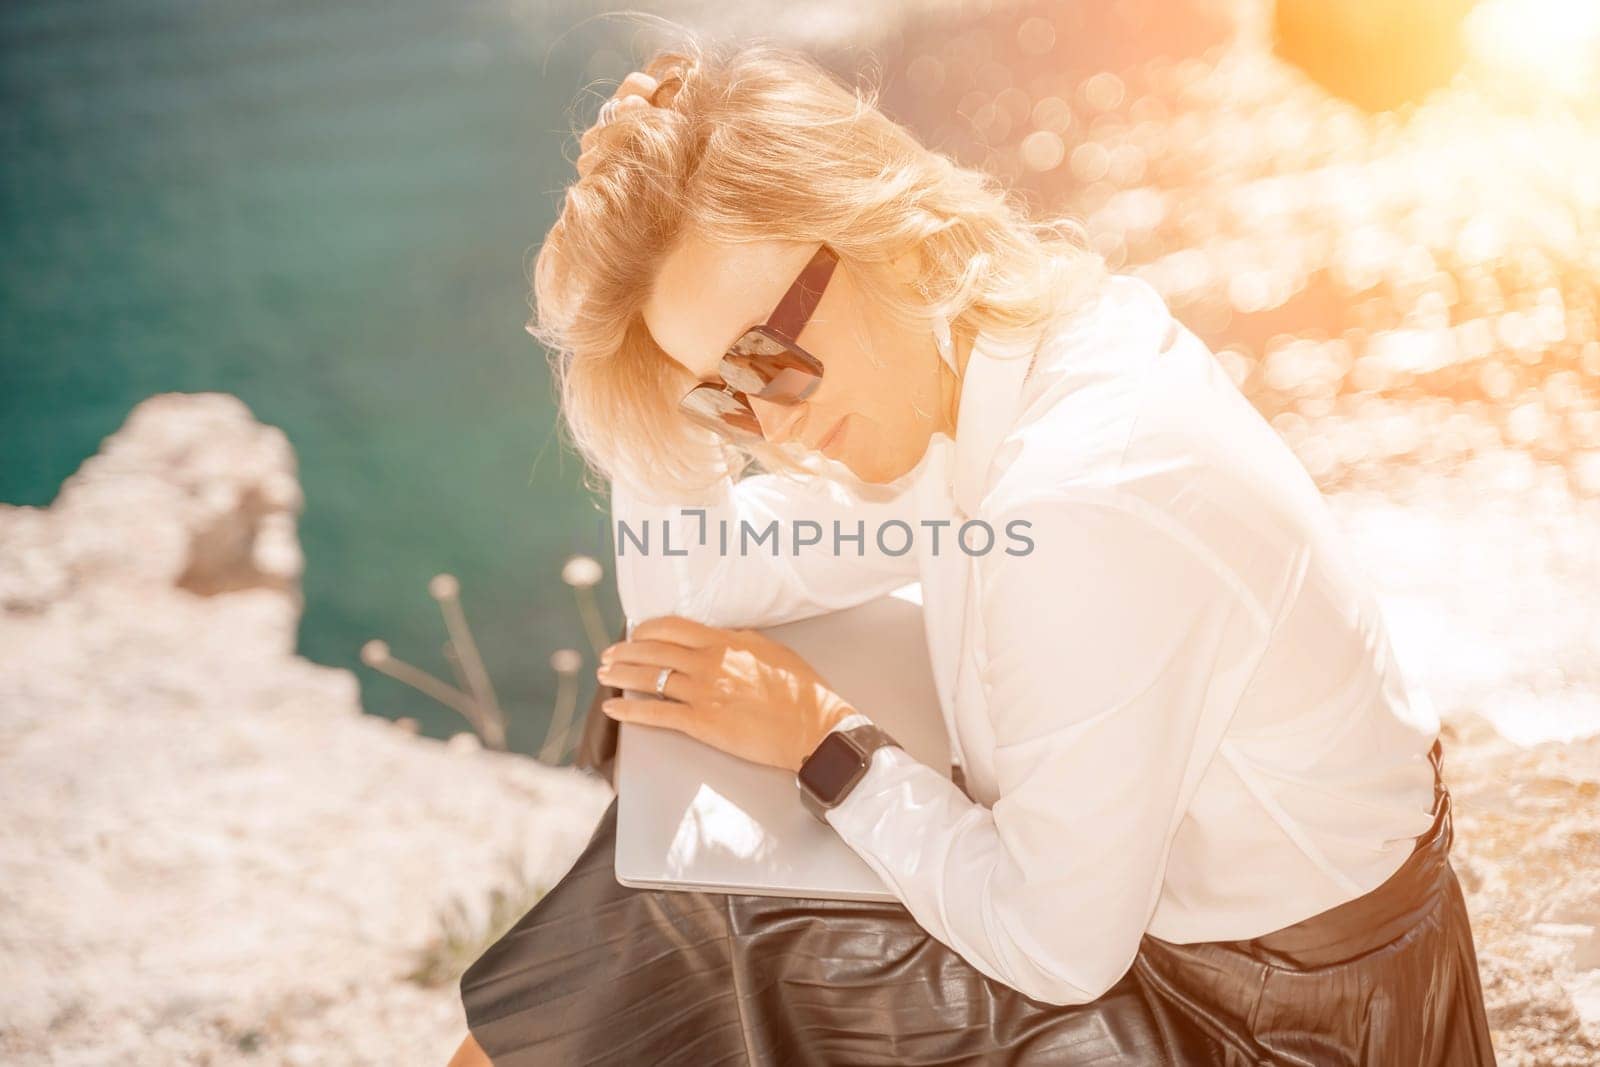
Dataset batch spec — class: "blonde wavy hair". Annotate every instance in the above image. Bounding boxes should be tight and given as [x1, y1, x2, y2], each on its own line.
[530, 33, 1107, 502]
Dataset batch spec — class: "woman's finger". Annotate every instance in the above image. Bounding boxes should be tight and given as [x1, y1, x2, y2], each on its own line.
[615, 71, 660, 102]
[575, 72, 665, 175]
[596, 661, 691, 701]
[577, 97, 645, 156]
[600, 696, 692, 731]
[601, 638, 701, 674]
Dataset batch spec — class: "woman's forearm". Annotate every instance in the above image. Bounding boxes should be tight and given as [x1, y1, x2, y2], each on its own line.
[610, 464, 923, 632]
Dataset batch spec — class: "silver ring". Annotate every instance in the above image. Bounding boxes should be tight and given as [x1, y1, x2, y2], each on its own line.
[653, 666, 674, 696]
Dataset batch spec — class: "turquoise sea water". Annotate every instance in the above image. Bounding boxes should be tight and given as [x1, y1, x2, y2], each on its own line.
[1, 0, 636, 752]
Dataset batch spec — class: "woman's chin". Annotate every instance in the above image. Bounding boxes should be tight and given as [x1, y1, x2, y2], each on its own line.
[842, 456, 880, 482]
[818, 422, 922, 484]
[837, 447, 906, 485]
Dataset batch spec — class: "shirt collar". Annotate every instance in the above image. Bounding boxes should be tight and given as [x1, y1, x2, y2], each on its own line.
[947, 322, 1048, 517]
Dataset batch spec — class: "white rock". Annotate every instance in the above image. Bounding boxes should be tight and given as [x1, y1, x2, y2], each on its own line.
[0, 394, 614, 1067]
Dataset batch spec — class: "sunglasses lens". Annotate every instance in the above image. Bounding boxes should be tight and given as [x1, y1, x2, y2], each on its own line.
[680, 384, 763, 443]
[725, 329, 822, 403]
[679, 328, 824, 444]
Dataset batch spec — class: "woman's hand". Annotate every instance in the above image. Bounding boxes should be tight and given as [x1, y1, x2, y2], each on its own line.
[596, 615, 857, 774]
[576, 71, 662, 178]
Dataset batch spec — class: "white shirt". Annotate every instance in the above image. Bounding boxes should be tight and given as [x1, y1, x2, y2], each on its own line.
[608, 273, 1441, 1007]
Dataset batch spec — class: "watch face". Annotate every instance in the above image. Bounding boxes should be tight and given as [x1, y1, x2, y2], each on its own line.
[799, 731, 868, 805]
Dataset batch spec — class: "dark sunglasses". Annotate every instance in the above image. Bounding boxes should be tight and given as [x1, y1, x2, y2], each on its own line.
[678, 243, 838, 444]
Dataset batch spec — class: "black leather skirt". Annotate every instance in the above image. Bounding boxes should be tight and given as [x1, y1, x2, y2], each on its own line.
[461, 704, 1496, 1066]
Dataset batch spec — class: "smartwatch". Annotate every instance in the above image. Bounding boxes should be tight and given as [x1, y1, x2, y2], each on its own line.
[796, 721, 901, 823]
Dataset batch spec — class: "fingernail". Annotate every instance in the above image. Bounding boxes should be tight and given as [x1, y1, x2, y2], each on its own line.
[601, 699, 619, 717]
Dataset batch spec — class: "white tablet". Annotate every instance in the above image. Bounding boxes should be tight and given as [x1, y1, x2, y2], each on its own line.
[613, 584, 952, 902]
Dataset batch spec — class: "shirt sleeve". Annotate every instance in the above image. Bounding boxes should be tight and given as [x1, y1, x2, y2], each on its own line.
[823, 489, 1267, 1005]
[610, 457, 925, 634]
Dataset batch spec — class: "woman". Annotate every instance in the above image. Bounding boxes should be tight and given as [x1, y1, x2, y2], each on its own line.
[452, 39, 1494, 1066]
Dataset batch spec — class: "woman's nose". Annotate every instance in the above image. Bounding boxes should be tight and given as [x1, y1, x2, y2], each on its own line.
[749, 396, 807, 444]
